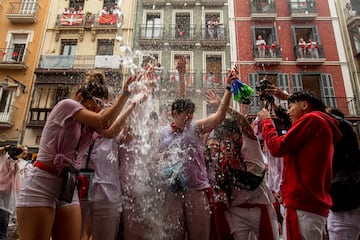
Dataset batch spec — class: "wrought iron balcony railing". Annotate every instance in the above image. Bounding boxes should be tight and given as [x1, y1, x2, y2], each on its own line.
[0, 105, 18, 128]
[288, 0, 317, 19]
[0, 47, 30, 70]
[254, 44, 282, 60]
[6, 1, 39, 23]
[294, 44, 326, 64]
[38, 55, 123, 70]
[138, 25, 165, 40]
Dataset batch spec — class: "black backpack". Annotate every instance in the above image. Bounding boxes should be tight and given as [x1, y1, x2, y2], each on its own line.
[329, 114, 360, 212]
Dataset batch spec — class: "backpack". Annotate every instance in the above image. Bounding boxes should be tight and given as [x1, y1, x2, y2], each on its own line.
[329, 114, 360, 212]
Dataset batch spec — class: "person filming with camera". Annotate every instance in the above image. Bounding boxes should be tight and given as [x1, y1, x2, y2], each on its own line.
[257, 90, 342, 240]
[0, 145, 28, 239]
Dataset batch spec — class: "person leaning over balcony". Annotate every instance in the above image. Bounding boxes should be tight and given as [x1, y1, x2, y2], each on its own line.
[15, 71, 139, 240]
[257, 91, 342, 240]
[256, 35, 266, 58]
[307, 38, 319, 58]
[298, 38, 307, 58]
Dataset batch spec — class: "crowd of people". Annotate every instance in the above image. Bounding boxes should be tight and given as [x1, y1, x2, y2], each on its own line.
[0, 58, 359, 240]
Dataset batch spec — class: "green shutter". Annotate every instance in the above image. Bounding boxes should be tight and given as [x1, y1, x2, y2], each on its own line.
[320, 74, 337, 108]
[291, 73, 303, 93]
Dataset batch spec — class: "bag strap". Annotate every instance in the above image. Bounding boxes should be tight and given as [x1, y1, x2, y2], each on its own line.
[74, 124, 83, 162]
[85, 139, 95, 170]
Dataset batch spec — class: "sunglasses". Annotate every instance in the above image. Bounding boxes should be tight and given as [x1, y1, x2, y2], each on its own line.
[91, 96, 104, 108]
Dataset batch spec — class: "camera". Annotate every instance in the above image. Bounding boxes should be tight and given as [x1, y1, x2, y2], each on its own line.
[5, 145, 24, 160]
[255, 79, 275, 103]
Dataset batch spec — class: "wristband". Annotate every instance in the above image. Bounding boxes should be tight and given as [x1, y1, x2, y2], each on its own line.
[226, 85, 231, 91]
[123, 90, 131, 97]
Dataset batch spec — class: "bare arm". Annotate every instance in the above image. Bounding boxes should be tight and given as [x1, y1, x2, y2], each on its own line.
[177, 55, 186, 97]
[205, 89, 257, 140]
[97, 102, 136, 138]
[196, 68, 237, 134]
[74, 74, 138, 130]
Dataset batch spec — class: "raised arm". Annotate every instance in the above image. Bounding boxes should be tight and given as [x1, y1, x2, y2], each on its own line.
[74, 74, 139, 130]
[205, 89, 257, 140]
[177, 55, 186, 97]
[196, 68, 237, 134]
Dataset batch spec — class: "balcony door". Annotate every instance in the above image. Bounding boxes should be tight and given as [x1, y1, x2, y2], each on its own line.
[0, 89, 15, 122]
[175, 13, 191, 39]
[19, 0, 37, 14]
[145, 13, 162, 38]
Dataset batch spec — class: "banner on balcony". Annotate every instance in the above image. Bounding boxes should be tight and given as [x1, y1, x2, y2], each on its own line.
[99, 14, 117, 25]
[60, 14, 83, 26]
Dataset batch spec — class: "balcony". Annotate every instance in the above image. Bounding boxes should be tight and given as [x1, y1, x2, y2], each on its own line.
[168, 0, 196, 7]
[199, 0, 227, 7]
[294, 44, 326, 65]
[0, 105, 17, 128]
[168, 24, 197, 47]
[200, 25, 228, 48]
[288, 0, 317, 20]
[345, 2, 360, 28]
[6, 1, 39, 23]
[250, 1, 277, 21]
[164, 70, 196, 89]
[55, 13, 120, 41]
[0, 47, 29, 70]
[202, 71, 227, 88]
[254, 44, 282, 65]
[27, 108, 52, 128]
[141, 0, 166, 8]
[138, 25, 165, 47]
[38, 55, 124, 70]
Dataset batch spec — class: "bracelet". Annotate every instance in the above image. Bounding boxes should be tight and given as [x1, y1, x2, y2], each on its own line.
[226, 86, 231, 91]
[123, 90, 131, 97]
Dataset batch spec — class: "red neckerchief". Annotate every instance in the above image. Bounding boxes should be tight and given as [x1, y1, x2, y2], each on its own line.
[170, 122, 184, 134]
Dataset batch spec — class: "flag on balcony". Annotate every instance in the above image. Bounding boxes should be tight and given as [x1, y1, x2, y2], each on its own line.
[99, 14, 117, 25]
[60, 14, 83, 26]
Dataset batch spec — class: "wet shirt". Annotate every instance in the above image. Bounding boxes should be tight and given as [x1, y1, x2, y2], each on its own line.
[159, 122, 210, 191]
[37, 99, 93, 170]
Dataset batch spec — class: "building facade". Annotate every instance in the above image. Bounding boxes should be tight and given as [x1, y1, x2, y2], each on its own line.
[0, 0, 50, 148]
[134, 0, 231, 119]
[20, 0, 135, 153]
[232, 0, 360, 126]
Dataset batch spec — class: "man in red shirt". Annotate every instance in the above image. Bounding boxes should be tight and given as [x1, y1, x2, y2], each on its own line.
[257, 91, 342, 240]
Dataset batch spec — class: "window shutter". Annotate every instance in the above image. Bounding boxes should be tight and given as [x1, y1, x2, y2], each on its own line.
[291, 73, 303, 93]
[248, 73, 260, 112]
[320, 74, 336, 108]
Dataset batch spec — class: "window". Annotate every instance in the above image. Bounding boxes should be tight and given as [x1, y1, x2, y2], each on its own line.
[291, 73, 336, 108]
[171, 53, 193, 86]
[0, 89, 14, 114]
[103, 0, 117, 9]
[144, 12, 162, 38]
[292, 25, 322, 58]
[204, 12, 220, 39]
[252, 27, 278, 58]
[69, 0, 85, 9]
[205, 54, 223, 86]
[351, 28, 360, 55]
[248, 73, 290, 112]
[19, 0, 37, 14]
[5, 34, 28, 62]
[61, 40, 77, 56]
[97, 39, 114, 55]
[175, 12, 191, 39]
